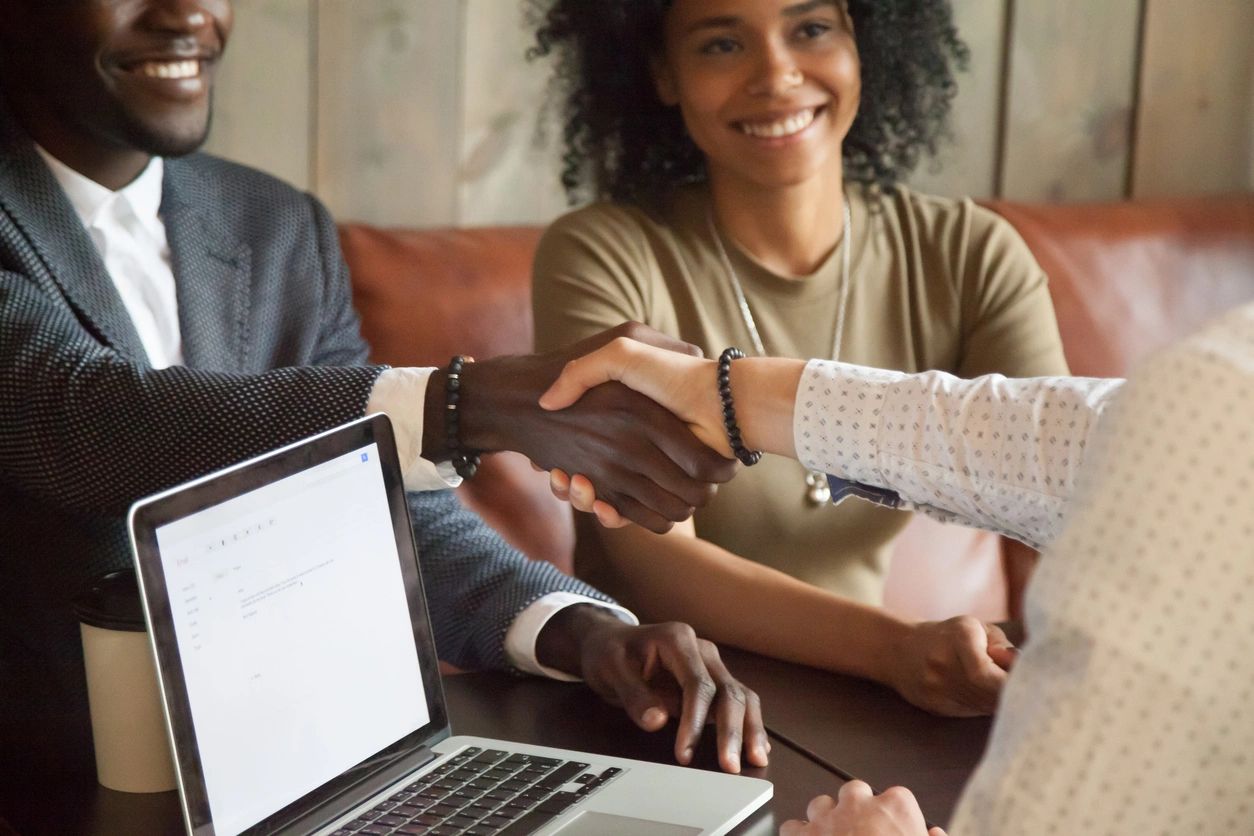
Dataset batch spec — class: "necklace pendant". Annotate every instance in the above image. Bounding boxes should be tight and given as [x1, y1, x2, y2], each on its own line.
[804, 470, 831, 507]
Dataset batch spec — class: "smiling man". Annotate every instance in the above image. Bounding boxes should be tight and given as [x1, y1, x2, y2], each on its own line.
[0, 0, 763, 787]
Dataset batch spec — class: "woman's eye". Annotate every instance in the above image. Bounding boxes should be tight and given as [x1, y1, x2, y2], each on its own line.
[795, 21, 833, 40]
[699, 37, 741, 56]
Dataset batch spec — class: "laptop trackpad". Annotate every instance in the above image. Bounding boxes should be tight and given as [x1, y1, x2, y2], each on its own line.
[552, 811, 702, 835]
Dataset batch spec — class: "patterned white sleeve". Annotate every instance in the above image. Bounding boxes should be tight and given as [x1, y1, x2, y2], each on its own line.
[950, 304, 1254, 835]
[792, 360, 1124, 549]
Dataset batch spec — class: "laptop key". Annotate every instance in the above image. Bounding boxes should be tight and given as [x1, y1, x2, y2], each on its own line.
[469, 749, 508, 765]
[427, 803, 460, 817]
[496, 808, 560, 836]
[536, 762, 588, 789]
[536, 791, 580, 815]
[373, 814, 407, 827]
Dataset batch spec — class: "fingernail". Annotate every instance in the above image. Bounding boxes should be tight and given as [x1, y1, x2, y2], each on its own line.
[754, 744, 768, 763]
[681, 747, 693, 764]
[727, 753, 741, 773]
[642, 707, 666, 727]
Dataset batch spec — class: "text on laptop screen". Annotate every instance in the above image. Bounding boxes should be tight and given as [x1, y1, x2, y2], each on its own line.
[154, 444, 429, 835]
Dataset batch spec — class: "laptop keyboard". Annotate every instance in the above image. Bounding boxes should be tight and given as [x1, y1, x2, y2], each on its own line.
[331, 746, 624, 836]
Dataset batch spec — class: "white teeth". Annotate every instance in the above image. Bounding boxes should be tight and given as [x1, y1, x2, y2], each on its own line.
[141, 60, 200, 80]
[739, 108, 817, 139]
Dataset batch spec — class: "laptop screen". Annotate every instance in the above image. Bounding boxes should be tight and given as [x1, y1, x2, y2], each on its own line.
[131, 416, 449, 836]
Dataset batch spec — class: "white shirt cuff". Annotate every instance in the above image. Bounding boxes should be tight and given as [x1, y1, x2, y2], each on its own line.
[366, 367, 462, 491]
[504, 592, 639, 682]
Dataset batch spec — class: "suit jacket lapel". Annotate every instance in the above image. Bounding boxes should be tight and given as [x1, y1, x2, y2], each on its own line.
[0, 115, 148, 360]
[162, 157, 252, 371]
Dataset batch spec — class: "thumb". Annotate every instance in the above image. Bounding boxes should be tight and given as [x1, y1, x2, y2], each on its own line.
[987, 642, 1019, 671]
[538, 343, 624, 410]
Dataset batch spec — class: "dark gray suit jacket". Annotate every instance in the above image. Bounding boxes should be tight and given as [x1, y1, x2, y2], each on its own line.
[0, 114, 610, 780]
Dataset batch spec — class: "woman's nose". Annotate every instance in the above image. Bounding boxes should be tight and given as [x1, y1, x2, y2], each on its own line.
[747, 46, 804, 97]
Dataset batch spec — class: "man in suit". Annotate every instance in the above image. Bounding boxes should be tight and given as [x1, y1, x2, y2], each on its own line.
[0, 0, 766, 788]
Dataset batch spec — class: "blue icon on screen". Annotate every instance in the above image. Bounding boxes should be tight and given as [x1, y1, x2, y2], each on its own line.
[361, 452, 369, 463]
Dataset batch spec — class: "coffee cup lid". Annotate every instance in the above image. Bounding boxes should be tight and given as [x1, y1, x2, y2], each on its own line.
[72, 569, 147, 632]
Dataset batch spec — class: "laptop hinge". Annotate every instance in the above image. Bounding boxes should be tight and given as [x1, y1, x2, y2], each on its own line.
[275, 730, 451, 835]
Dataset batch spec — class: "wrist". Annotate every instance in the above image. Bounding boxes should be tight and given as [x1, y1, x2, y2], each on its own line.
[535, 603, 626, 677]
[862, 613, 917, 687]
[453, 357, 517, 454]
[422, 368, 451, 461]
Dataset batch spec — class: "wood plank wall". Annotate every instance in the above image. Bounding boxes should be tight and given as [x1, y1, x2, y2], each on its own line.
[206, 0, 1254, 227]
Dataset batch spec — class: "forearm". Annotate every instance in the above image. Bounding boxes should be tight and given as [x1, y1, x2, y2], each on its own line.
[793, 361, 1124, 548]
[591, 522, 911, 683]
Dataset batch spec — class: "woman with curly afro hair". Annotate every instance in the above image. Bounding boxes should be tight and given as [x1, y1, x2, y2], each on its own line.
[529, 0, 1069, 720]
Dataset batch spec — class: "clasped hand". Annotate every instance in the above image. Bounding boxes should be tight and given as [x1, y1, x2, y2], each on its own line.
[458, 324, 734, 533]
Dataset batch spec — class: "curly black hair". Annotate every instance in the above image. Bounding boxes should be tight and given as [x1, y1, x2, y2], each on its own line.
[527, 0, 969, 206]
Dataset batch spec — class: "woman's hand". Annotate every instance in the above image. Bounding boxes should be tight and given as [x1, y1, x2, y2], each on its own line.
[884, 616, 1018, 717]
[780, 781, 942, 836]
[539, 336, 731, 527]
[539, 336, 727, 454]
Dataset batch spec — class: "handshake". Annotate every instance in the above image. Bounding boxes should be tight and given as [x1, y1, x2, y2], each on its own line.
[427, 322, 789, 532]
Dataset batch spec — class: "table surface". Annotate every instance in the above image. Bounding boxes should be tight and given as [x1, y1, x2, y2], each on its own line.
[0, 672, 843, 836]
[722, 647, 991, 827]
[2, 653, 990, 834]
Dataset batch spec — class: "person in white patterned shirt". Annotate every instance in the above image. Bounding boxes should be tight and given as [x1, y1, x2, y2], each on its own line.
[540, 303, 1254, 834]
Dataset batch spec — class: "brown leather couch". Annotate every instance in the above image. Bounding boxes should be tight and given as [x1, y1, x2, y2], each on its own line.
[341, 194, 1254, 622]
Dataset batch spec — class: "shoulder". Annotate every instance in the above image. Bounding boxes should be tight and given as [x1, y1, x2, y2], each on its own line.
[875, 186, 1031, 257]
[535, 199, 676, 282]
[164, 152, 332, 235]
[879, 186, 1045, 294]
[539, 200, 660, 254]
[1131, 304, 1254, 395]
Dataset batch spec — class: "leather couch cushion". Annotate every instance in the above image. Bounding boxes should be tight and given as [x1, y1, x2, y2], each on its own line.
[985, 194, 1254, 377]
[340, 224, 574, 571]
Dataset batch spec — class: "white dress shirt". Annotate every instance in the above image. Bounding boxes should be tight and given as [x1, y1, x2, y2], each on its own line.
[41, 149, 632, 679]
[795, 303, 1254, 834]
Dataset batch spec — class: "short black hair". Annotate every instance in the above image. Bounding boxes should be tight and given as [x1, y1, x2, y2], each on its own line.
[528, 0, 969, 205]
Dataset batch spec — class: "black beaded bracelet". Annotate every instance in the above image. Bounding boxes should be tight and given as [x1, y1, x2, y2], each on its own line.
[717, 347, 762, 467]
[445, 355, 481, 480]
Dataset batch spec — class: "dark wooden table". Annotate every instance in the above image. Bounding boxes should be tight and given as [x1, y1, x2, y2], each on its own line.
[722, 647, 991, 827]
[0, 672, 843, 835]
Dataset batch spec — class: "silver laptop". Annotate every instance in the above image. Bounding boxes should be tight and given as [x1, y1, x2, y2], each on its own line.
[128, 414, 771, 836]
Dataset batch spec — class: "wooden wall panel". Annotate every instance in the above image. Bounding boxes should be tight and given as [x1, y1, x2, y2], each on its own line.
[458, 0, 569, 226]
[206, 3, 1251, 226]
[906, 0, 1006, 200]
[1132, 0, 1254, 197]
[1000, 0, 1142, 202]
[315, 0, 462, 226]
[205, 0, 312, 191]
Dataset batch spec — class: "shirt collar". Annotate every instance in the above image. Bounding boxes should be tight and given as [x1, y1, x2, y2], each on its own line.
[35, 145, 165, 235]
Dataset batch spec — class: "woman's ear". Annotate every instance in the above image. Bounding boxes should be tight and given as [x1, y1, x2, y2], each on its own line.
[650, 56, 680, 106]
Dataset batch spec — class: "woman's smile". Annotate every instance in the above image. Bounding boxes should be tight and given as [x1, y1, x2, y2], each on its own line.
[734, 104, 826, 141]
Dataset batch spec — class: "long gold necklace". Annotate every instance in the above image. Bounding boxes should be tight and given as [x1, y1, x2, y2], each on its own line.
[708, 191, 853, 507]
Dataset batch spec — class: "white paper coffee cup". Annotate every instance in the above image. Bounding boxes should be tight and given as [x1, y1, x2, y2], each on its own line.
[74, 570, 177, 793]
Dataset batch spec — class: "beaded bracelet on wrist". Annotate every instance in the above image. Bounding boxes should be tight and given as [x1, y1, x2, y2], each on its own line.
[444, 355, 481, 479]
[717, 347, 762, 467]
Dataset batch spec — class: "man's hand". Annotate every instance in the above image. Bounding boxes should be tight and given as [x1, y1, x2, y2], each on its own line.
[535, 605, 770, 774]
[885, 616, 1017, 717]
[535, 335, 730, 529]
[780, 781, 943, 835]
[427, 324, 736, 534]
